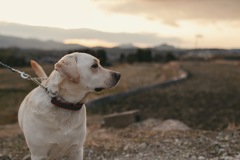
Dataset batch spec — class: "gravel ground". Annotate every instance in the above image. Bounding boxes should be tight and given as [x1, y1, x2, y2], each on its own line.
[1, 119, 240, 160]
[84, 118, 240, 160]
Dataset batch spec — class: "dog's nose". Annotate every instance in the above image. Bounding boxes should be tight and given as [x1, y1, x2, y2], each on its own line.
[113, 72, 121, 81]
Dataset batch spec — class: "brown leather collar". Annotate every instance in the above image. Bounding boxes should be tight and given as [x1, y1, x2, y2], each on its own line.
[51, 97, 83, 111]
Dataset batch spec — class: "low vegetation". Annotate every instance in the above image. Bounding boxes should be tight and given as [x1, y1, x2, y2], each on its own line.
[89, 61, 240, 130]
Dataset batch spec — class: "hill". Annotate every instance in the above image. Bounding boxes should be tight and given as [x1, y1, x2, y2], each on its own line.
[0, 34, 86, 50]
[0, 22, 178, 46]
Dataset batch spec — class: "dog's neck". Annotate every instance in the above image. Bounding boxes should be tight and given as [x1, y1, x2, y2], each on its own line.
[44, 70, 89, 104]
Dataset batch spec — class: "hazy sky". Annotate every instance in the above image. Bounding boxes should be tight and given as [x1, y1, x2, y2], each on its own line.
[0, 0, 240, 48]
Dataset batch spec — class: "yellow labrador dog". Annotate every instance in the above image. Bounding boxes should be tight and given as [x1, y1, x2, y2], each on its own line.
[18, 52, 120, 160]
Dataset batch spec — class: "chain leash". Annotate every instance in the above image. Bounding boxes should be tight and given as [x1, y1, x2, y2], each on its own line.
[0, 61, 56, 98]
[0, 61, 85, 110]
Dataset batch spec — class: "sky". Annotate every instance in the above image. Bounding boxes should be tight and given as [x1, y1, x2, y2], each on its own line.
[0, 0, 240, 49]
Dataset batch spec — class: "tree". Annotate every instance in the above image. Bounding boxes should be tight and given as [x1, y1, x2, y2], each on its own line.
[136, 49, 152, 62]
[96, 49, 108, 66]
[165, 52, 177, 62]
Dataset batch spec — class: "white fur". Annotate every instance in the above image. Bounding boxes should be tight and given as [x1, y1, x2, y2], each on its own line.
[18, 52, 120, 160]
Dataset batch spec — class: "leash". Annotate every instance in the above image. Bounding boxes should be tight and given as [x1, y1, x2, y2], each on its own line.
[0, 61, 83, 110]
[0, 61, 48, 93]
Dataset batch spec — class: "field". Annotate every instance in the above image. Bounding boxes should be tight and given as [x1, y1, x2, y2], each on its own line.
[2, 60, 240, 159]
[89, 61, 240, 130]
[0, 62, 179, 125]
[0, 64, 53, 125]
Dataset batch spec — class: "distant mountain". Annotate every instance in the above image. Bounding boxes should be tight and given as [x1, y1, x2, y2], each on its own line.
[0, 22, 180, 46]
[115, 43, 137, 49]
[154, 44, 176, 51]
[0, 34, 86, 50]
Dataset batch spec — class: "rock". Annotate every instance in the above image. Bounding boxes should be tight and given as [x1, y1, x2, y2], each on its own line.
[102, 110, 141, 128]
[198, 156, 205, 160]
[141, 118, 162, 128]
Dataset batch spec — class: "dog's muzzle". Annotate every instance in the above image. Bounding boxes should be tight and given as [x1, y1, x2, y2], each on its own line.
[94, 72, 121, 92]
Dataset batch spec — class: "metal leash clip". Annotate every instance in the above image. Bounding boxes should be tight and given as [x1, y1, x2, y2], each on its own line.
[20, 72, 31, 80]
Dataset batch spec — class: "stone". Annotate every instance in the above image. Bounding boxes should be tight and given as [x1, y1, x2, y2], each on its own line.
[102, 110, 141, 128]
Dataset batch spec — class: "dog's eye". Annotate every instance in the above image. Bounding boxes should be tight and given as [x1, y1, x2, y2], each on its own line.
[91, 64, 98, 69]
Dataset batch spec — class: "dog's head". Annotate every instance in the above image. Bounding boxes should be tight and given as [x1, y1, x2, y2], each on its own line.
[54, 52, 120, 93]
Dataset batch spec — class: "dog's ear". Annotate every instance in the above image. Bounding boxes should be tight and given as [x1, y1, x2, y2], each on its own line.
[55, 56, 80, 83]
[30, 60, 47, 78]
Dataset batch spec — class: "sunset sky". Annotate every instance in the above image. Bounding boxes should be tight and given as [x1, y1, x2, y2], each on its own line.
[0, 0, 240, 48]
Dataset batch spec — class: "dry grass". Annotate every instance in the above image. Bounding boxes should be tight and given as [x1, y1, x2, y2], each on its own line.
[91, 62, 181, 99]
[0, 65, 53, 125]
[88, 61, 240, 130]
[0, 62, 180, 125]
[0, 65, 53, 90]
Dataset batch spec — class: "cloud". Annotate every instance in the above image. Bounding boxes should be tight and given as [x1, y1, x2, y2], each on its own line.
[94, 0, 240, 26]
